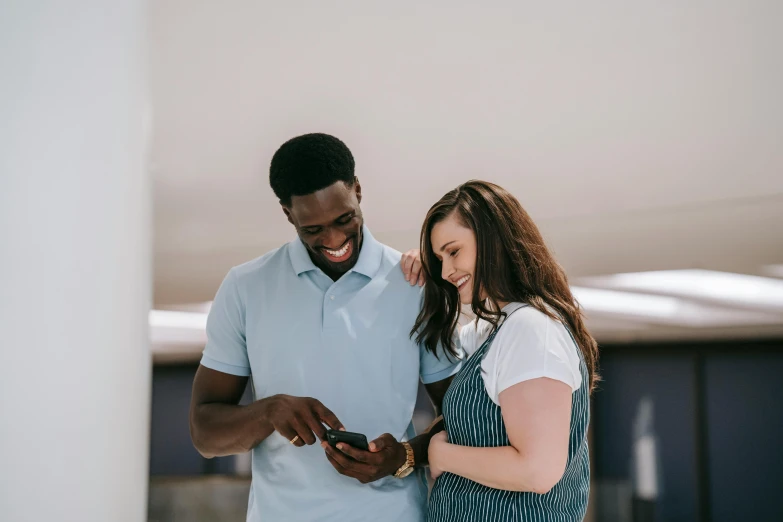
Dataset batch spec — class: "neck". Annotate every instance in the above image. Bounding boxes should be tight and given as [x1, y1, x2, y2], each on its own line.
[484, 298, 509, 312]
[321, 266, 346, 282]
[309, 255, 350, 282]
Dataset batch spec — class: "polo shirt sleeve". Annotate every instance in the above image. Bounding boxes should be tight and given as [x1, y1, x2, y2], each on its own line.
[419, 329, 463, 385]
[200, 269, 251, 376]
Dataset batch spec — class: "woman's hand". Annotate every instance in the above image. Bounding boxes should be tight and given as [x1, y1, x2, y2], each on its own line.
[401, 249, 425, 286]
[428, 430, 449, 480]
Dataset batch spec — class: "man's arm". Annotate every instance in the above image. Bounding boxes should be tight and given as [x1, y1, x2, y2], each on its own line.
[189, 366, 261, 458]
[407, 375, 452, 466]
[190, 365, 344, 458]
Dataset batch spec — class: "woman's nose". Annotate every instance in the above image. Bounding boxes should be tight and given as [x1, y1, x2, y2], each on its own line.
[441, 260, 454, 281]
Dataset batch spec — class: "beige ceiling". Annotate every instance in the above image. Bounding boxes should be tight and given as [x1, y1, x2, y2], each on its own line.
[150, 1, 783, 307]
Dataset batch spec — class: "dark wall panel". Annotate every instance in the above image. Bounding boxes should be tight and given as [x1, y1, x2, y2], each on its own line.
[149, 365, 206, 475]
[595, 353, 699, 522]
[705, 352, 783, 522]
[149, 365, 248, 475]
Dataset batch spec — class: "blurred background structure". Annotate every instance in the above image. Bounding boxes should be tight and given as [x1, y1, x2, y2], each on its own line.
[2, 1, 782, 521]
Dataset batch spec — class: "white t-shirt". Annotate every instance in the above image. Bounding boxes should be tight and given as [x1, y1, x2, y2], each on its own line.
[459, 302, 583, 406]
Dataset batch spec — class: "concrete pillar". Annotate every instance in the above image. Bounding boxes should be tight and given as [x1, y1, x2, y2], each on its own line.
[0, 1, 151, 521]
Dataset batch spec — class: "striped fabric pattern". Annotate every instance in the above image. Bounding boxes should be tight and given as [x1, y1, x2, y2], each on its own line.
[428, 306, 591, 521]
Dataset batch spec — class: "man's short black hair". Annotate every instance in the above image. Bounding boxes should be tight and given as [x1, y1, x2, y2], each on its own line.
[269, 133, 356, 206]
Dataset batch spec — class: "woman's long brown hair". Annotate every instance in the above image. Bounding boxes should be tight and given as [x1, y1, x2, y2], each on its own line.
[411, 180, 599, 392]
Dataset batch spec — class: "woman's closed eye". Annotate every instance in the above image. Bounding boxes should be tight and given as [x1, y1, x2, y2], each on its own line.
[449, 249, 460, 258]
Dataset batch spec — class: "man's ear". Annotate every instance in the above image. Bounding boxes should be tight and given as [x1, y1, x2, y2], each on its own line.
[354, 177, 362, 204]
[282, 206, 294, 225]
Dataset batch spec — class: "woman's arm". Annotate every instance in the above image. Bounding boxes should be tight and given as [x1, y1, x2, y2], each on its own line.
[429, 377, 572, 494]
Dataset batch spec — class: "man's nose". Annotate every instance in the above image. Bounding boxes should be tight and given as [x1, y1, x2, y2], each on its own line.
[323, 228, 347, 249]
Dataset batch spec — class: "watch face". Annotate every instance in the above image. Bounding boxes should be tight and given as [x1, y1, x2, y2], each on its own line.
[398, 466, 414, 478]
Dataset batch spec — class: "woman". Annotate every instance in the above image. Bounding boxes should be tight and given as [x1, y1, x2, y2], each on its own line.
[413, 180, 599, 521]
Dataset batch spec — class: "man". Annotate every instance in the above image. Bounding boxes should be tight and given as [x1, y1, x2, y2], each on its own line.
[189, 133, 460, 521]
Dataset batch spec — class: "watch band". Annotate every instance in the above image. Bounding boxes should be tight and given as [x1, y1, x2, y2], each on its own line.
[394, 441, 415, 478]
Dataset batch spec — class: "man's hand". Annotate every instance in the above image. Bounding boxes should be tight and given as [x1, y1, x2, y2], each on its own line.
[401, 249, 425, 287]
[261, 394, 344, 447]
[322, 433, 407, 483]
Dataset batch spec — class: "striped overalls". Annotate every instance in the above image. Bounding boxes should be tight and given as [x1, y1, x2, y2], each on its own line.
[428, 307, 590, 521]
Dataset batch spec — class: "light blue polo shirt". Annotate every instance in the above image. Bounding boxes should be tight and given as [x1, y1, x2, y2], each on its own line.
[200, 226, 461, 522]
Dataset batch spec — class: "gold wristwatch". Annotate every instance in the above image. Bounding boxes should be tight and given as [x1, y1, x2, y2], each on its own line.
[394, 441, 415, 478]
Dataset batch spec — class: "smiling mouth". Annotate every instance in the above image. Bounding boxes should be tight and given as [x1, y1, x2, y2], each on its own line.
[455, 275, 471, 291]
[322, 240, 353, 263]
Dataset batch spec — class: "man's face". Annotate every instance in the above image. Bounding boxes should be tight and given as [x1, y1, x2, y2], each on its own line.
[284, 180, 364, 278]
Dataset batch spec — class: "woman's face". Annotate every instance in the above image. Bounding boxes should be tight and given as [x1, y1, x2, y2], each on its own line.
[431, 213, 479, 305]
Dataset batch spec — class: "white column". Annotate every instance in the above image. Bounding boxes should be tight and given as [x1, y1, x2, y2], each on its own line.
[0, 2, 151, 521]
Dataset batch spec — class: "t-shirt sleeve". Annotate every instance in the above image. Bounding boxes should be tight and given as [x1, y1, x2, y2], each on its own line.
[200, 269, 251, 376]
[419, 329, 463, 384]
[491, 310, 582, 401]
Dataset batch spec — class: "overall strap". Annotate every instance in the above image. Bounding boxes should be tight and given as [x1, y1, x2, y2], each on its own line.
[477, 303, 529, 355]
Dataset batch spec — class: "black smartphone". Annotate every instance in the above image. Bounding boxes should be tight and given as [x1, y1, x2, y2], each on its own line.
[325, 429, 369, 451]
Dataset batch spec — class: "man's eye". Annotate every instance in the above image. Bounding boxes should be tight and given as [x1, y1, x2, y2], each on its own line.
[336, 216, 353, 225]
[303, 228, 321, 235]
